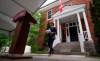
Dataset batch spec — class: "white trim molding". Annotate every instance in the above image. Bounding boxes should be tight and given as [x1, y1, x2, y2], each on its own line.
[52, 4, 86, 19]
[77, 12, 85, 52]
[82, 10, 93, 41]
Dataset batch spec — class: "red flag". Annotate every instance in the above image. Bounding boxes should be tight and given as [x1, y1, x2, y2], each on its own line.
[59, 0, 63, 12]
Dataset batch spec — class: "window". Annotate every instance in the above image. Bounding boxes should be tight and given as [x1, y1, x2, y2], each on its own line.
[69, 23, 72, 26]
[73, 22, 76, 26]
[47, 10, 52, 20]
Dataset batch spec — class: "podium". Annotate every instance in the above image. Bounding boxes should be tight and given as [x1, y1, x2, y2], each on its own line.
[9, 10, 36, 54]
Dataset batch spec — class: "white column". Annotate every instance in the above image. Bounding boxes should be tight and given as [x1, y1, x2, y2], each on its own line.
[57, 19, 60, 42]
[59, 23, 62, 42]
[77, 12, 85, 52]
[82, 11, 93, 41]
[67, 23, 70, 42]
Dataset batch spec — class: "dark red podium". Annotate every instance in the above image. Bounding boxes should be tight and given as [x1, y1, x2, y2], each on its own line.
[9, 10, 36, 54]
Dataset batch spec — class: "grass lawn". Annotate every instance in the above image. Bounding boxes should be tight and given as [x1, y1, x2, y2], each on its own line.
[31, 50, 48, 54]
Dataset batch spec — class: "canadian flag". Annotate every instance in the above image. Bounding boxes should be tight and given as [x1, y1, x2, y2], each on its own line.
[59, 0, 63, 12]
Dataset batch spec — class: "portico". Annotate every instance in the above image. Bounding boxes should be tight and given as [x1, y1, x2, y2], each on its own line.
[52, 4, 93, 52]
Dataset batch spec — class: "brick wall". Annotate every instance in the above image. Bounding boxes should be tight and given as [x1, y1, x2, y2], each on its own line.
[38, 0, 97, 47]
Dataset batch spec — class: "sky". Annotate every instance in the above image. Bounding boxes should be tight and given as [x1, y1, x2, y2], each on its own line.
[42, 0, 56, 7]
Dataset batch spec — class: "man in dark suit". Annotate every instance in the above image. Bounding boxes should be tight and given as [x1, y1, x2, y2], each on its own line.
[47, 23, 56, 56]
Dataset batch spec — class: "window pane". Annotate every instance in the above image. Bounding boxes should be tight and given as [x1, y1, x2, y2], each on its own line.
[48, 11, 52, 19]
[69, 23, 72, 26]
[73, 22, 76, 26]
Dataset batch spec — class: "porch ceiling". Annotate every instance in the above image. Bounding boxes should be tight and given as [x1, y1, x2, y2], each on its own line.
[59, 12, 83, 23]
[0, 0, 46, 35]
[52, 4, 86, 23]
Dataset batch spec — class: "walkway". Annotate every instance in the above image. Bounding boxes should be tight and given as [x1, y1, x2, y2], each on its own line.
[0, 54, 100, 61]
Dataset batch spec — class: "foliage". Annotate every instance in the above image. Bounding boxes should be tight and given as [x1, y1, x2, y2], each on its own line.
[42, 21, 50, 50]
[90, 0, 100, 55]
[27, 24, 39, 45]
[7, 33, 13, 47]
[0, 32, 8, 47]
[31, 44, 47, 54]
[27, 11, 46, 53]
[90, 0, 100, 37]
[32, 11, 45, 28]
[0, 32, 13, 52]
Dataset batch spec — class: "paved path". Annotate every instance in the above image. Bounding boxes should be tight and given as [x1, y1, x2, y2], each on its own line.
[0, 54, 100, 61]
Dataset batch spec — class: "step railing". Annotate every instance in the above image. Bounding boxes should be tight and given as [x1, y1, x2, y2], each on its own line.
[83, 31, 88, 41]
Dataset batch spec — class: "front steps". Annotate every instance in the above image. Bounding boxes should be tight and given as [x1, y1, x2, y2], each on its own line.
[53, 42, 88, 55]
[54, 51, 88, 55]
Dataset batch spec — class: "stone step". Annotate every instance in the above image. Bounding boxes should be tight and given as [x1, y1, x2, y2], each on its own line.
[54, 51, 89, 55]
[53, 42, 81, 53]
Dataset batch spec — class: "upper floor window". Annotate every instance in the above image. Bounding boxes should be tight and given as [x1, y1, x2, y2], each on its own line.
[47, 10, 52, 20]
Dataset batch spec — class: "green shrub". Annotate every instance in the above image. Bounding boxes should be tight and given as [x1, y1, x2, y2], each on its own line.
[0, 32, 8, 47]
[90, 0, 100, 55]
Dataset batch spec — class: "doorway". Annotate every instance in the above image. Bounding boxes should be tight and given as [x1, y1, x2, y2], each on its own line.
[66, 21, 79, 42]
[69, 26, 79, 42]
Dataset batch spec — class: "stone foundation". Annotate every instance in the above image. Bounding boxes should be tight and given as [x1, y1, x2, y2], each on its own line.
[84, 41, 97, 56]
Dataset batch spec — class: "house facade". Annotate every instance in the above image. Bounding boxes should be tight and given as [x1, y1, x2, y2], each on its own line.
[38, 0, 97, 53]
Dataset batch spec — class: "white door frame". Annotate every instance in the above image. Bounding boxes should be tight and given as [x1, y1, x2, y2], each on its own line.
[66, 21, 79, 42]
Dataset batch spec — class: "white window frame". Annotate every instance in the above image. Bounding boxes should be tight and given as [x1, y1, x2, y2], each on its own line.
[47, 10, 52, 20]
